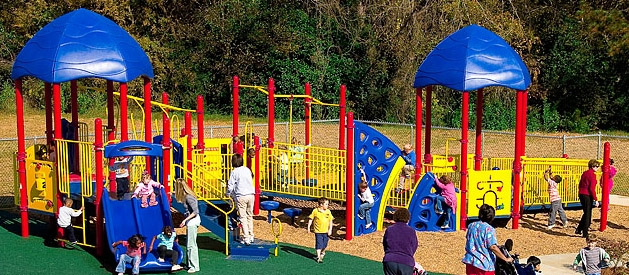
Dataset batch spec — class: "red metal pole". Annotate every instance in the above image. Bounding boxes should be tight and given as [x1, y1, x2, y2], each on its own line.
[415, 88, 422, 181]
[53, 83, 64, 242]
[107, 81, 115, 141]
[600, 142, 610, 231]
[233, 75, 239, 138]
[71, 81, 79, 172]
[268, 78, 275, 148]
[185, 112, 193, 188]
[196, 95, 205, 150]
[94, 118, 104, 256]
[144, 77, 152, 142]
[474, 89, 484, 171]
[424, 86, 432, 166]
[253, 136, 261, 215]
[521, 90, 528, 157]
[45, 83, 53, 146]
[162, 92, 169, 134]
[460, 91, 470, 230]
[339, 84, 346, 150]
[120, 83, 128, 141]
[305, 83, 311, 182]
[15, 79, 28, 238]
[512, 90, 524, 229]
[345, 112, 354, 241]
[163, 117, 171, 203]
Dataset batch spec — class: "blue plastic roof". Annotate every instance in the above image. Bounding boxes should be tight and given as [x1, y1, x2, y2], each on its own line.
[413, 25, 531, 91]
[11, 8, 154, 83]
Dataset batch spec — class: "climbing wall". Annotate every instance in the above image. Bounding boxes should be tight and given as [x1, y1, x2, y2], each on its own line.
[408, 172, 460, 232]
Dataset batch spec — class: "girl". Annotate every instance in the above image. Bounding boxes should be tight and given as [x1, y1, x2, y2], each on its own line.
[175, 178, 200, 273]
[434, 175, 456, 229]
[149, 225, 182, 271]
[132, 171, 163, 208]
[226, 154, 255, 245]
[113, 235, 146, 275]
[357, 168, 374, 229]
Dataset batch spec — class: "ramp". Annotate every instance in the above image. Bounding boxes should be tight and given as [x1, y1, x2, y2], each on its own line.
[101, 188, 183, 272]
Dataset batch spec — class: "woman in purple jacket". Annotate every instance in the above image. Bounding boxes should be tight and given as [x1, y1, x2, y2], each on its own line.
[383, 208, 417, 275]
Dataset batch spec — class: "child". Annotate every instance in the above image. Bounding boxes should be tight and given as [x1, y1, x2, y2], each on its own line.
[573, 235, 610, 275]
[357, 168, 374, 229]
[526, 256, 542, 275]
[57, 198, 83, 245]
[276, 145, 289, 188]
[434, 175, 456, 229]
[132, 171, 163, 208]
[110, 156, 134, 200]
[227, 154, 255, 245]
[113, 235, 146, 275]
[149, 225, 182, 271]
[307, 197, 334, 263]
[544, 166, 568, 229]
[495, 239, 517, 275]
[397, 144, 415, 193]
[230, 136, 244, 155]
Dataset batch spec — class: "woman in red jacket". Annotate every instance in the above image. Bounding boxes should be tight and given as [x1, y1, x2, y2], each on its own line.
[576, 159, 600, 238]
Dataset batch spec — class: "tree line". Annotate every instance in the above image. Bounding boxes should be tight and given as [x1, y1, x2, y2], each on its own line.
[0, 0, 627, 133]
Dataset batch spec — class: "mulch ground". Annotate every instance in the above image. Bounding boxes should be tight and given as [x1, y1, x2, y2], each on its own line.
[223, 198, 629, 275]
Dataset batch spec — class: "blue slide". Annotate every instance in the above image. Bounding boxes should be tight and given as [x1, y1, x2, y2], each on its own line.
[101, 188, 184, 272]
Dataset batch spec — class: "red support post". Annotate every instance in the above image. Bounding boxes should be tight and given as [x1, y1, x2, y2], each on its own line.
[253, 136, 261, 215]
[185, 112, 193, 188]
[268, 78, 275, 148]
[305, 83, 311, 182]
[45, 83, 53, 146]
[521, 90, 528, 157]
[94, 118, 104, 256]
[339, 85, 346, 150]
[474, 89, 484, 171]
[415, 88, 422, 181]
[120, 83, 128, 141]
[162, 92, 169, 133]
[424, 86, 432, 166]
[53, 83, 64, 243]
[232, 75, 239, 138]
[163, 117, 171, 203]
[600, 142, 610, 231]
[71, 81, 79, 172]
[144, 77, 152, 143]
[460, 91, 470, 230]
[15, 79, 28, 238]
[196, 95, 205, 150]
[512, 90, 524, 229]
[345, 112, 354, 241]
[107, 81, 115, 141]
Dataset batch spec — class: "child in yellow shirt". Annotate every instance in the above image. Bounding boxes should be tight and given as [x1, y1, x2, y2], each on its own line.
[308, 197, 334, 263]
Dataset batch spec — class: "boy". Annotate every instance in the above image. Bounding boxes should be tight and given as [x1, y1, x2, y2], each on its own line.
[573, 235, 610, 275]
[57, 198, 84, 245]
[397, 144, 415, 193]
[544, 166, 568, 229]
[308, 197, 334, 263]
[357, 168, 374, 229]
[109, 156, 134, 200]
[527, 256, 542, 275]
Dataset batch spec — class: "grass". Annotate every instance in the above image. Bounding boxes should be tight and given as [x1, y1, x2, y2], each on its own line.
[1, 210, 450, 275]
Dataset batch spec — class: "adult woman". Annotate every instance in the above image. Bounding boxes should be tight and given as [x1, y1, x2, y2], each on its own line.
[175, 179, 200, 273]
[462, 204, 513, 275]
[576, 159, 600, 238]
[382, 208, 417, 275]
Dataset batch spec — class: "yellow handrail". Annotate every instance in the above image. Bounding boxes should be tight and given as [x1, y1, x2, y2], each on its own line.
[271, 218, 283, 256]
[112, 92, 195, 113]
[238, 85, 339, 107]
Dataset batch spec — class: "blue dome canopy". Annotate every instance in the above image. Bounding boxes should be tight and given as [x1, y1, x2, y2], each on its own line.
[11, 8, 154, 83]
[413, 25, 531, 91]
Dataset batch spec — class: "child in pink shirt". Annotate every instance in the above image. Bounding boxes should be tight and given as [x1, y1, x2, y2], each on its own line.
[544, 166, 567, 229]
[113, 234, 146, 275]
[132, 171, 163, 208]
[434, 175, 456, 229]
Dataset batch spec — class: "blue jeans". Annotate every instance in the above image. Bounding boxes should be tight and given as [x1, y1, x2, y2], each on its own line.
[359, 202, 374, 226]
[115, 254, 141, 275]
[435, 196, 451, 226]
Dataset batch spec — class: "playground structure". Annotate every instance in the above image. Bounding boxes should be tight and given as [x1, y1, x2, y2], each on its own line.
[11, 9, 615, 273]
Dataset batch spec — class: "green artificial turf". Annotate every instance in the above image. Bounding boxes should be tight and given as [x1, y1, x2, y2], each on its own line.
[1, 210, 450, 274]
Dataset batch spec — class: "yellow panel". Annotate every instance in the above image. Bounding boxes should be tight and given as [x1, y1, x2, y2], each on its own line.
[25, 158, 57, 213]
[467, 170, 512, 218]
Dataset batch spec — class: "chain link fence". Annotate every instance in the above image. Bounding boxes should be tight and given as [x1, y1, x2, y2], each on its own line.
[3, 120, 629, 208]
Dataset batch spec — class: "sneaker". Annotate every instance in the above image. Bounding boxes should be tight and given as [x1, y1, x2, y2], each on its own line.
[187, 268, 196, 273]
[118, 273, 124, 275]
[547, 224, 555, 230]
[158, 257, 165, 262]
[140, 203, 148, 208]
[171, 265, 183, 271]
[316, 257, 322, 263]
[563, 221, 569, 228]
[244, 239, 251, 246]
[365, 223, 372, 229]
[357, 214, 364, 220]
[441, 224, 449, 229]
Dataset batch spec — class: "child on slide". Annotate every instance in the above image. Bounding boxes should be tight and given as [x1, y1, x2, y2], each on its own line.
[132, 171, 163, 207]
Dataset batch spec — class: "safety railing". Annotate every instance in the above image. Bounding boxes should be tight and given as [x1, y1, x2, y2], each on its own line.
[259, 142, 346, 201]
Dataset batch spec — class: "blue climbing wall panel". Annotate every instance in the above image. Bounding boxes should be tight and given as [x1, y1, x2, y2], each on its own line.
[408, 172, 458, 232]
[353, 121, 402, 236]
